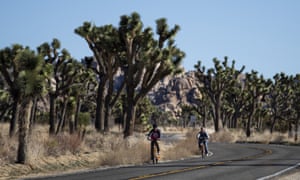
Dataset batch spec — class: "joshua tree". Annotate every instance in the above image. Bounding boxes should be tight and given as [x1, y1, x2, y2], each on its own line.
[118, 12, 185, 137]
[242, 71, 271, 137]
[14, 48, 46, 164]
[37, 38, 74, 134]
[75, 23, 124, 132]
[76, 12, 185, 137]
[0, 45, 24, 137]
[195, 57, 244, 132]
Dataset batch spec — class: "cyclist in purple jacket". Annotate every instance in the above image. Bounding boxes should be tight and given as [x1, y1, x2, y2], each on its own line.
[147, 124, 161, 163]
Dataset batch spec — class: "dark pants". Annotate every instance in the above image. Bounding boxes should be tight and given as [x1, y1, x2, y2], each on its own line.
[150, 140, 160, 160]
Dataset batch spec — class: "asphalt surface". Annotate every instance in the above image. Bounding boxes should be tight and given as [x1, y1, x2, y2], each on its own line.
[23, 143, 300, 180]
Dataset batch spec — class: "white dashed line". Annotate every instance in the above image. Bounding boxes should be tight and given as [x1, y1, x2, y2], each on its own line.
[257, 162, 300, 180]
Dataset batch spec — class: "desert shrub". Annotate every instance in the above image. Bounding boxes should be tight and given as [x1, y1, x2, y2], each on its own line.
[0, 135, 17, 164]
[78, 112, 90, 128]
[35, 112, 49, 124]
[210, 128, 237, 143]
[0, 123, 17, 164]
[44, 133, 83, 156]
[208, 128, 296, 144]
[99, 139, 149, 166]
[161, 129, 199, 161]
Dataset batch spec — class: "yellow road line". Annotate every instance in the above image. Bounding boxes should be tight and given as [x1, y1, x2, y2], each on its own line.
[130, 165, 207, 180]
[129, 147, 272, 180]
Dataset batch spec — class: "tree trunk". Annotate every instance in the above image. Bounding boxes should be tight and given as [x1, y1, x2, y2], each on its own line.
[0, 107, 9, 123]
[288, 121, 293, 138]
[16, 99, 32, 164]
[270, 110, 277, 134]
[61, 99, 68, 130]
[49, 93, 56, 135]
[230, 112, 238, 128]
[202, 107, 207, 127]
[56, 100, 68, 134]
[214, 99, 221, 132]
[124, 100, 137, 138]
[246, 103, 255, 137]
[10, 98, 20, 137]
[122, 110, 127, 130]
[221, 112, 228, 128]
[104, 82, 113, 132]
[104, 106, 112, 132]
[74, 98, 81, 131]
[257, 115, 263, 131]
[295, 115, 299, 142]
[95, 82, 105, 131]
[246, 116, 252, 137]
[295, 123, 298, 142]
[69, 114, 75, 134]
[29, 97, 38, 133]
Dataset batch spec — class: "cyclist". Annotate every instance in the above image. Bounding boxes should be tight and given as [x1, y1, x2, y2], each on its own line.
[147, 124, 161, 163]
[197, 127, 209, 156]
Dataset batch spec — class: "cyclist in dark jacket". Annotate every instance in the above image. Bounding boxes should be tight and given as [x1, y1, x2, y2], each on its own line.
[197, 127, 209, 156]
[147, 124, 161, 163]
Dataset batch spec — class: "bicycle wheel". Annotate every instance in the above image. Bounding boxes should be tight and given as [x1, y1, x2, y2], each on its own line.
[154, 148, 159, 164]
[200, 144, 205, 159]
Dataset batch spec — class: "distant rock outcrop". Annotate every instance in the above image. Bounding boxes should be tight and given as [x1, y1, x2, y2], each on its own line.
[148, 71, 200, 117]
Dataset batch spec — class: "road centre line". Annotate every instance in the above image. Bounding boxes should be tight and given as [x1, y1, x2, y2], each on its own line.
[129, 147, 272, 180]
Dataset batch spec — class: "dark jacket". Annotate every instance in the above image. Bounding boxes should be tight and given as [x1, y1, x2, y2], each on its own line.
[197, 131, 209, 142]
[148, 129, 161, 141]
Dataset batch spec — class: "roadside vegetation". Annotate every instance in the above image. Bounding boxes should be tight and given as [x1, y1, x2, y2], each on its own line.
[0, 123, 298, 179]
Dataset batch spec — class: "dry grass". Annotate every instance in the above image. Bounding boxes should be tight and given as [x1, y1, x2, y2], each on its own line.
[0, 123, 299, 179]
[0, 123, 18, 165]
[207, 127, 300, 145]
[98, 136, 150, 166]
[162, 130, 199, 160]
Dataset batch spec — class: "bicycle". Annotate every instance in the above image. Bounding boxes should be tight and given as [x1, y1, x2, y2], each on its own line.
[152, 146, 160, 164]
[197, 133, 206, 159]
[147, 135, 160, 164]
[198, 140, 205, 159]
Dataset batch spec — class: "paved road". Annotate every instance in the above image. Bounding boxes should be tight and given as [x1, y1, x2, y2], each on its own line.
[25, 143, 300, 180]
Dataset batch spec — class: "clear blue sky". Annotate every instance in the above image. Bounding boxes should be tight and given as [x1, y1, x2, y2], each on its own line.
[1, 0, 299, 78]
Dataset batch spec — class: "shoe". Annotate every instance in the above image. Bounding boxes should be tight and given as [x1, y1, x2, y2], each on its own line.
[206, 153, 209, 157]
